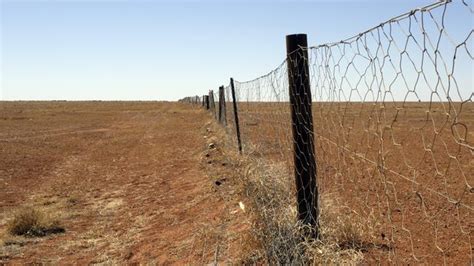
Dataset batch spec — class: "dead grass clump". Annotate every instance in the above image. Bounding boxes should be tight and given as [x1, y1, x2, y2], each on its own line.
[239, 158, 379, 265]
[7, 207, 64, 237]
[207, 122, 382, 264]
[318, 196, 379, 251]
[309, 196, 380, 264]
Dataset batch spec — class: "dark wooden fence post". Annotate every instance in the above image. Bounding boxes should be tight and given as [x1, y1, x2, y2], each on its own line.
[209, 90, 216, 117]
[204, 95, 210, 110]
[218, 87, 222, 123]
[218, 86, 227, 125]
[230, 78, 243, 153]
[286, 33, 319, 238]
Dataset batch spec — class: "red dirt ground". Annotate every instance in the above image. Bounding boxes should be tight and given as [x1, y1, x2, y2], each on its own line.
[0, 102, 249, 264]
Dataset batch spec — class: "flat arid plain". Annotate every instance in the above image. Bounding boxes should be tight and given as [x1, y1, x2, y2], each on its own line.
[0, 101, 472, 264]
[0, 101, 252, 264]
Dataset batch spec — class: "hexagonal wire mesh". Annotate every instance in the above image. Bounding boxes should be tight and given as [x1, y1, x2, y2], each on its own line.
[184, 0, 473, 263]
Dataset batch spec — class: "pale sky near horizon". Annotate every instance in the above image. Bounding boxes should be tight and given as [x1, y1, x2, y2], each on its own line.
[0, 0, 472, 101]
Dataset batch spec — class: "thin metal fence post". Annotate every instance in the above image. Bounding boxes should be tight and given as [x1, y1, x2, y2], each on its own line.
[286, 33, 319, 238]
[230, 78, 243, 153]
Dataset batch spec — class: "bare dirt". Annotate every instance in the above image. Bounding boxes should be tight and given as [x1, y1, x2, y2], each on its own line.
[0, 101, 250, 264]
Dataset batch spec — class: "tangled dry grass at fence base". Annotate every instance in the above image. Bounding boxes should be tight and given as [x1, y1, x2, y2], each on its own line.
[241, 160, 381, 264]
[204, 125, 381, 265]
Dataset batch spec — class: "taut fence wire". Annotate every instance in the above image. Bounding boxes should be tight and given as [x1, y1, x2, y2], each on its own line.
[180, 0, 473, 263]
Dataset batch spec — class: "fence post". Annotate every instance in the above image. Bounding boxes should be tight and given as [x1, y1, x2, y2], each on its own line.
[209, 90, 216, 117]
[204, 95, 210, 110]
[230, 78, 243, 153]
[218, 86, 227, 125]
[218, 86, 222, 123]
[286, 33, 319, 238]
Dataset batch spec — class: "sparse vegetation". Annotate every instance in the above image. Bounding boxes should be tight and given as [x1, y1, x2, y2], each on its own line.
[208, 132, 380, 264]
[191, 120, 364, 264]
[7, 207, 64, 237]
[238, 159, 379, 264]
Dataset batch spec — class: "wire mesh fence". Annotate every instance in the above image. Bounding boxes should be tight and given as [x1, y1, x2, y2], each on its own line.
[180, 0, 473, 263]
[308, 0, 472, 263]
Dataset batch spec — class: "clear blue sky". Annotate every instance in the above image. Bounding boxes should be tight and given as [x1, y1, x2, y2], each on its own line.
[0, 0, 471, 101]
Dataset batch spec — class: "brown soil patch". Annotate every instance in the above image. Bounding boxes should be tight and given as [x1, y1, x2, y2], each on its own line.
[0, 101, 248, 264]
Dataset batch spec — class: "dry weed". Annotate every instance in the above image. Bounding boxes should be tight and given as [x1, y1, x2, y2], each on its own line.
[6, 207, 64, 237]
[207, 116, 382, 264]
[222, 142, 377, 264]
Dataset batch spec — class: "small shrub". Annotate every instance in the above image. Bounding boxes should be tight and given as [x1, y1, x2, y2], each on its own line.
[7, 207, 64, 237]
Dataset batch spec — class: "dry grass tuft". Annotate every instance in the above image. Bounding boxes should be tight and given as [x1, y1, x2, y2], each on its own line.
[7, 207, 64, 237]
[206, 119, 383, 264]
[223, 143, 380, 264]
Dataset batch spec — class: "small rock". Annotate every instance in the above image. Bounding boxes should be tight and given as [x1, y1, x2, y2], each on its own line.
[208, 143, 215, 149]
[124, 250, 134, 260]
[214, 177, 226, 186]
[239, 202, 245, 212]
